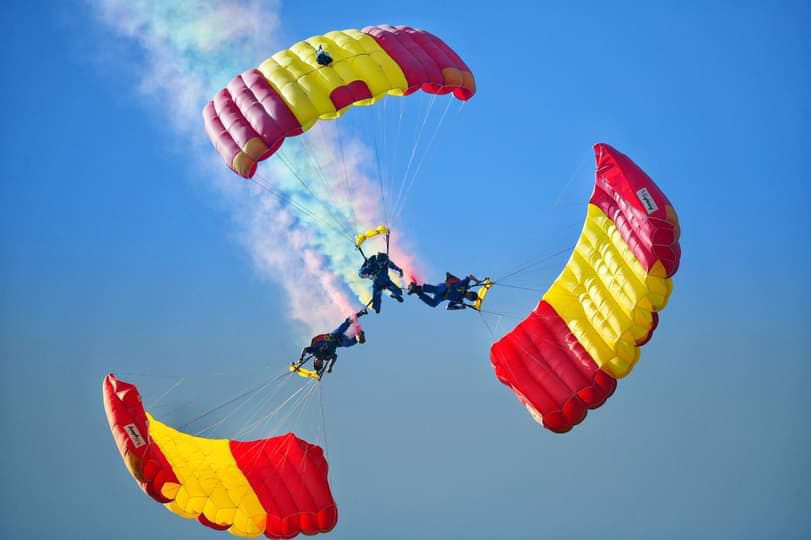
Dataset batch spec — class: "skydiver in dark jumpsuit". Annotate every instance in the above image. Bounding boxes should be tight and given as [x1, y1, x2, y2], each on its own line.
[299, 309, 367, 376]
[359, 253, 404, 314]
[315, 45, 333, 66]
[408, 273, 482, 310]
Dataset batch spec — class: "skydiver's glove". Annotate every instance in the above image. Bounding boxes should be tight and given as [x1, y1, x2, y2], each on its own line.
[398, 268, 404, 277]
[356, 307, 368, 318]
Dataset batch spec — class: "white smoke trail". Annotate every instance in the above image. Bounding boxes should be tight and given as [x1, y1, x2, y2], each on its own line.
[90, 0, 422, 336]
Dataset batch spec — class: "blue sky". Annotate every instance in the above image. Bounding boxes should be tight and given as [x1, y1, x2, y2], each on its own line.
[1, 1, 810, 539]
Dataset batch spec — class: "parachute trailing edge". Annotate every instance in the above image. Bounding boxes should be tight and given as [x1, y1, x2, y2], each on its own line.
[203, 25, 475, 178]
[490, 144, 681, 433]
[102, 374, 337, 539]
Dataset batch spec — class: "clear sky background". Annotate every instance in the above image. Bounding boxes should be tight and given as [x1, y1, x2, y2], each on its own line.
[1, 1, 810, 539]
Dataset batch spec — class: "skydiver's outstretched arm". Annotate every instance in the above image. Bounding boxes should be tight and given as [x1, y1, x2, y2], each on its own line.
[388, 259, 404, 276]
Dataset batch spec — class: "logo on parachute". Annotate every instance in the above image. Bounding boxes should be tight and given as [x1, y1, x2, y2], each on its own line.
[124, 423, 146, 448]
[636, 187, 659, 214]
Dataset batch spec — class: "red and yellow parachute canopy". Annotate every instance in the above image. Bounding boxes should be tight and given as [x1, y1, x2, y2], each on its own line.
[203, 25, 475, 178]
[103, 374, 337, 539]
[490, 144, 681, 433]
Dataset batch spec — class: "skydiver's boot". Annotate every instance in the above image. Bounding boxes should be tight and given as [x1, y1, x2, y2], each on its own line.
[407, 282, 420, 295]
[358, 331, 366, 344]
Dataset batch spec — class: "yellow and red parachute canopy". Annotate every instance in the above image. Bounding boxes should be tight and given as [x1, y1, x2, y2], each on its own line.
[103, 374, 337, 539]
[490, 144, 681, 433]
[203, 25, 475, 178]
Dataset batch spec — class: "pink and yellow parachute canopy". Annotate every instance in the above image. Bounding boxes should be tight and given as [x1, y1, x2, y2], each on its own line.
[203, 25, 475, 178]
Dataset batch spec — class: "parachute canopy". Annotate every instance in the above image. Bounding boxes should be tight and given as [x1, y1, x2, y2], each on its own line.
[355, 224, 390, 248]
[490, 144, 681, 433]
[204, 25, 475, 178]
[103, 374, 337, 539]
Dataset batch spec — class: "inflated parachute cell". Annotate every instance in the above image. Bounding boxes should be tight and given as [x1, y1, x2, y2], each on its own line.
[103, 374, 337, 538]
[490, 144, 681, 433]
[203, 25, 475, 178]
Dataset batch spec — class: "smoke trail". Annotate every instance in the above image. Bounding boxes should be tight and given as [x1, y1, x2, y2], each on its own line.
[90, 0, 422, 336]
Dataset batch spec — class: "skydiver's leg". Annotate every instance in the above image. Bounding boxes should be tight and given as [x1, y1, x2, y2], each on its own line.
[332, 318, 352, 336]
[387, 278, 404, 302]
[416, 290, 443, 307]
[415, 283, 446, 307]
[372, 286, 382, 313]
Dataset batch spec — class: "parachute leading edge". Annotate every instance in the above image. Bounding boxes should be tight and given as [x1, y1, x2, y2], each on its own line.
[102, 374, 337, 538]
[490, 144, 681, 433]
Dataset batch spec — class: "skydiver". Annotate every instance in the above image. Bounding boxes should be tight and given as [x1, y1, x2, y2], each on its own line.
[359, 252, 404, 314]
[315, 44, 333, 66]
[297, 308, 367, 377]
[408, 273, 482, 310]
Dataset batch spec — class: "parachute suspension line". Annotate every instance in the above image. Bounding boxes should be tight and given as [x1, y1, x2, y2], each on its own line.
[317, 382, 329, 456]
[232, 372, 301, 438]
[242, 380, 317, 458]
[301, 127, 359, 232]
[276, 150, 356, 238]
[491, 283, 548, 293]
[178, 370, 290, 432]
[273, 153, 358, 243]
[148, 377, 186, 409]
[334, 121, 360, 232]
[382, 98, 390, 222]
[551, 155, 593, 211]
[390, 96, 405, 216]
[393, 96, 455, 219]
[293, 137, 329, 194]
[233, 379, 312, 439]
[298, 135, 354, 226]
[494, 245, 574, 283]
[252, 175, 318, 220]
[372, 97, 389, 227]
[256, 380, 321, 465]
[475, 307, 519, 319]
[477, 310, 497, 339]
[252, 175, 356, 245]
[392, 93, 436, 219]
[193, 380, 276, 437]
[240, 380, 319, 468]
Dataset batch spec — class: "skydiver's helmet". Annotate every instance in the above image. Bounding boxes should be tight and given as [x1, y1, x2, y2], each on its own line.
[316, 45, 333, 66]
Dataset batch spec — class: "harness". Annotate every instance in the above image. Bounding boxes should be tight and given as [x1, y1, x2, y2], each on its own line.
[444, 273, 468, 300]
[309, 334, 338, 359]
